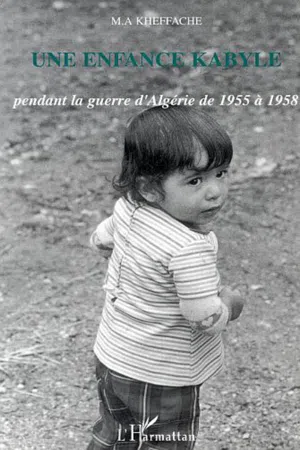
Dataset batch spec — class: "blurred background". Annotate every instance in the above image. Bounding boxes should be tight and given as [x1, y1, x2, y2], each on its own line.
[0, 1, 299, 449]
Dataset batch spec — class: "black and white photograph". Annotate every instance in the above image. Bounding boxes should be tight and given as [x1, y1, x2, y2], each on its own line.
[0, 1, 299, 449]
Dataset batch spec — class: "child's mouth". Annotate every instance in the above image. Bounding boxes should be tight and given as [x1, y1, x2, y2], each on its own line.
[201, 206, 221, 217]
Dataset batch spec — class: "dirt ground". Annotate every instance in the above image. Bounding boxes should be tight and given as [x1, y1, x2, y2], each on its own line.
[0, 1, 299, 449]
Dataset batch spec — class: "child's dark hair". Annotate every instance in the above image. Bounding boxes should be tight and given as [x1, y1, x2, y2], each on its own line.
[113, 105, 233, 202]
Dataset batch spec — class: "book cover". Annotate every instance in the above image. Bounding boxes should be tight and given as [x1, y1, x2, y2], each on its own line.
[0, 1, 299, 449]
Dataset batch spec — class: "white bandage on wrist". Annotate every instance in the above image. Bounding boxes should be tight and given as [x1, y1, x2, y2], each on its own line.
[190, 302, 229, 335]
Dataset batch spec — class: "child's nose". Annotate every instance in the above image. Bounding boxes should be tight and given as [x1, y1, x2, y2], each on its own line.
[205, 182, 221, 201]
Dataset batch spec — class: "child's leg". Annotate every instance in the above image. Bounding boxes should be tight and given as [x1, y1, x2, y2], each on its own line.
[87, 358, 201, 450]
[87, 357, 134, 450]
[87, 358, 140, 450]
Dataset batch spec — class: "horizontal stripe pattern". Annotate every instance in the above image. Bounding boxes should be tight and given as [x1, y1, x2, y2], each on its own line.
[94, 197, 224, 386]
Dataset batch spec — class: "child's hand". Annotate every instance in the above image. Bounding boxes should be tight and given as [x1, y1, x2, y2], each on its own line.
[98, 245, 113, 259]
[90, 231, 113, 259]
[219, 286, 245, 321]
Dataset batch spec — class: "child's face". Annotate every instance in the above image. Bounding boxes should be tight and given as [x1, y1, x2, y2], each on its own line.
[157, 151, 230, 233]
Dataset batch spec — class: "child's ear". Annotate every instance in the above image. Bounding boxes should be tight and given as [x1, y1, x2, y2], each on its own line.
[137, 176, 160, 203]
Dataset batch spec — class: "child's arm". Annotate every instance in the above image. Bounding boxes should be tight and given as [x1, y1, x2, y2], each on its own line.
[182, 288, 244, 334]
[180, 294, 229, 334]
[219, 286, 244, 321]
[90, 215, 114, 256]
[169, 240, 244, 335]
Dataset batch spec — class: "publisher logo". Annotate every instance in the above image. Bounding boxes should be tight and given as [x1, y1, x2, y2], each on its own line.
[117, 416, 196, 444]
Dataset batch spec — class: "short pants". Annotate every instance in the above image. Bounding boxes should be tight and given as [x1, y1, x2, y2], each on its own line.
[87, 358, 201, 450]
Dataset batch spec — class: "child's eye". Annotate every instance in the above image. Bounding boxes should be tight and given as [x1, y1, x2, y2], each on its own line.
[188, 177, 203, 186]
[216, 169, 228, 179]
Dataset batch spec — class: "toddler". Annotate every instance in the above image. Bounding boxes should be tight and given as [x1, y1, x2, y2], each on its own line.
[87, 106, 244, 450]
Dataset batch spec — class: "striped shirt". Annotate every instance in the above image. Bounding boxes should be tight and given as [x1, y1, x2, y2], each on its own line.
[91, 197, 228, 386]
